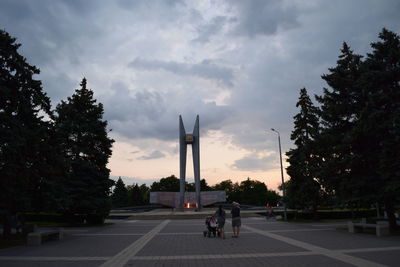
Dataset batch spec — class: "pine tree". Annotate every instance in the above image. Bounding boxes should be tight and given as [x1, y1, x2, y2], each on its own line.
[54, 78, 114, 221]
[313, 30, 400, 230]
[112, 177, 129, 208]
[139, 184, 150, 204]
[200, 179, 211, 191]
[0, 29, 52, 236]
[315, 43, 364, 203]
[356, 28, 400, 229]
[286, 88, 321, 210]
[127, 183, 143, 206]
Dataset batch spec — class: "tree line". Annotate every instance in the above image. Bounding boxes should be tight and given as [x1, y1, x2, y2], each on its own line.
[0, 30, 114, 236]
[111, 175, 280, 208]
[285, 28, 400, 230]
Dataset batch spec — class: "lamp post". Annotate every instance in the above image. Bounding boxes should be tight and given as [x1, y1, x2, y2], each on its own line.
[271, 128, 287, 220]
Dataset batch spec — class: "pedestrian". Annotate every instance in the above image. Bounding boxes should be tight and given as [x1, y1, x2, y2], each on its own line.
[266, 203, 273, 220]
[214, 205, 226, 239]
[231, 201, 241, 238]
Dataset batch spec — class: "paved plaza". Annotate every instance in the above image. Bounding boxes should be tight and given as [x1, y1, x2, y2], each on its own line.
[0, 217, 399, 267]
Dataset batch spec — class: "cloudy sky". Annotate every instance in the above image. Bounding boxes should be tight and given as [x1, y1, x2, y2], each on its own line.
[1, 0, 399, 190]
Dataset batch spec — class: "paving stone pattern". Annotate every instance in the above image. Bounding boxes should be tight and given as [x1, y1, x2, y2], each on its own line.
[0, 217, 399, 267]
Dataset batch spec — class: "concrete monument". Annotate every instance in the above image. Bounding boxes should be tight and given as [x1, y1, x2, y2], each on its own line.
[149, 115, 226, 209]
[179, 115, 201, 211]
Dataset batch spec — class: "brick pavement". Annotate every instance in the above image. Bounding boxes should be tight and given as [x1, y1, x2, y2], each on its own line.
[0, 217, 399, 267]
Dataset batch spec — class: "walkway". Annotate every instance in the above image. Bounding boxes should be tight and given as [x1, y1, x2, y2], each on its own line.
[0, 217, 399, 266]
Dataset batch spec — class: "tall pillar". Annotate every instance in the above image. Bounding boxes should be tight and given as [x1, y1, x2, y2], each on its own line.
[192, 116, 201, 210]
[179, 115, 202, 211]
[179, 116, 187, 211]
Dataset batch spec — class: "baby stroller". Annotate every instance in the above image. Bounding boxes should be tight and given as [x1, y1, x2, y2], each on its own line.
[203, 216, 218, 237]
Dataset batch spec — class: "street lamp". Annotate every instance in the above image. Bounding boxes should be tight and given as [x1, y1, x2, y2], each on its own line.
[271, 128, 287, 220]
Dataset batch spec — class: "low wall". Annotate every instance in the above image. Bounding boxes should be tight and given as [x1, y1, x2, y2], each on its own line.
[150, 191, 226, 208]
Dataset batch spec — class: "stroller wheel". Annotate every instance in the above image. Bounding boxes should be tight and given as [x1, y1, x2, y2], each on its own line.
[203, 231, 207, 237]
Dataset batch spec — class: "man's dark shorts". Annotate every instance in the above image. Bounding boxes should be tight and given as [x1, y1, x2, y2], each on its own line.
[232, 217, 241, 227]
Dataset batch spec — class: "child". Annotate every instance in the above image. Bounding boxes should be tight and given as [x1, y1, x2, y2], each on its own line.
[203, 216, 217, 237]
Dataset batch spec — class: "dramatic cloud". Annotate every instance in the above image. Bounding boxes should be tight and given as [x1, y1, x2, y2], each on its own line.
[230, 0, 300, 37]
[129, 58, 235, 87]
[102, 83, 232, 141]
[1, 0, 399, 186]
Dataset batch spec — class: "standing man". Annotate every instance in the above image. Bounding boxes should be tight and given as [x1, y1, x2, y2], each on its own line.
[231, 202, 241, 238]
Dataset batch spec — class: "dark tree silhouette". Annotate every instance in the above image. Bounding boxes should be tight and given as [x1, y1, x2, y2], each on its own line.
[303, 29, 400, 230]
[150, 175, 180, 192]
[354, 29, 400, 230]
[0, 29, 52, 236]
[315, 43, 364, 202]
[212, 178, 279, 205]
[286, 88, 321, 210]
[212, 180, 235, 202]
[112, 177, 129, 208]
[127, 183, 144, 206]
[139, 184, 150, 204]
[54, 78, 114, 222]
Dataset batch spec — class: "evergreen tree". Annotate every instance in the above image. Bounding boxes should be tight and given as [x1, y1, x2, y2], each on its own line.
[150, 175, 180, 192]
[127, 183, 143, 206]
[312, 29, 399, 230]
[54, 78, 114, 220]
[286, 88, 321, 210]
[112, 177, 129, 208]
[0, 29, 52, 236]
[29, 124, 70, 213]
[200, 179, 211, 191]
[355, 28, 400, 229]
[315, 43, 364, 202]
[139, 184, 150, 204]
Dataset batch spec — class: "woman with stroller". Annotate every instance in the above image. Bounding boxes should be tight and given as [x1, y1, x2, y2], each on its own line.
[214, 205, 226, 239]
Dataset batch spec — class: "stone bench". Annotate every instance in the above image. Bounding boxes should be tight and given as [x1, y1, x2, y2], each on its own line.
[27, 228, 64, 245]
[348, 219, 389, 237]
